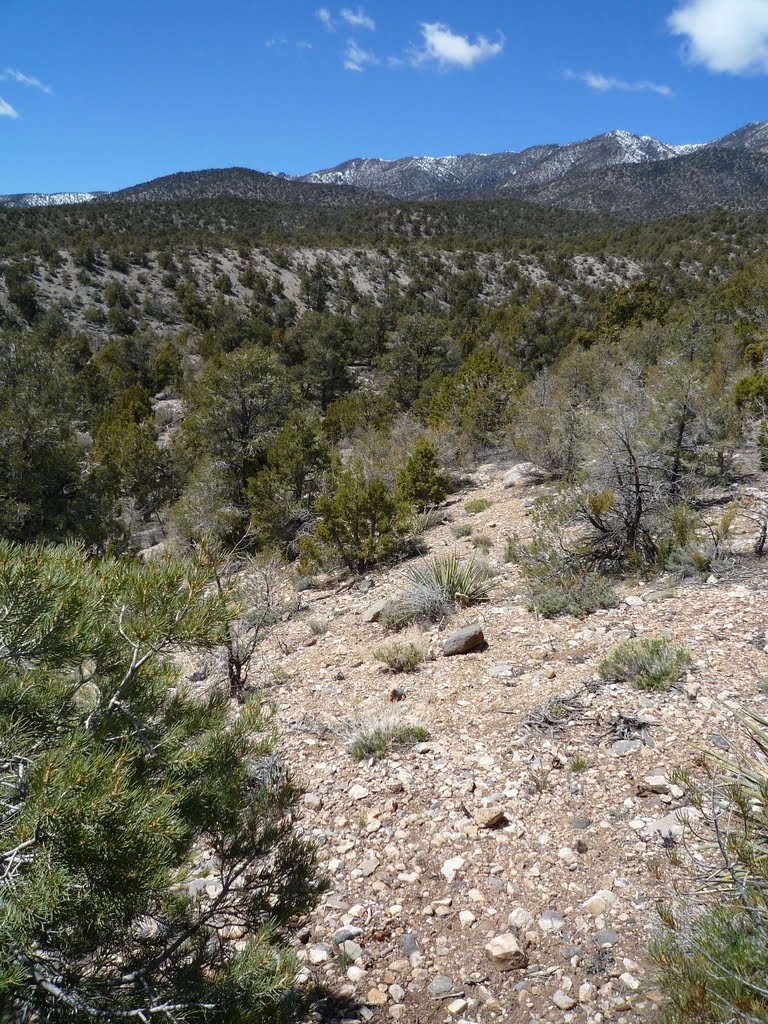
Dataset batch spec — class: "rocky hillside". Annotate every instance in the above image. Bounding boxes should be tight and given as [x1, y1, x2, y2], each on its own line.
[524, 147, 768, 220]
[207, 462, 768, 1024]
[301, 130, 695, 200]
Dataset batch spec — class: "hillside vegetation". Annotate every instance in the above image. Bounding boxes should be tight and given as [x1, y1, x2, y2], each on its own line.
[1, 189, 768, 1023]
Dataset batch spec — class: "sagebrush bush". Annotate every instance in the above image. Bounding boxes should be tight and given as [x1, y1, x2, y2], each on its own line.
[374, 641, 426, 673]
[452, 523, 473, 538]
[598, 637, 692, 691]
[465, 497, 492, 514]
[348, 716, 429, 760]
[526, 572, 618, 618]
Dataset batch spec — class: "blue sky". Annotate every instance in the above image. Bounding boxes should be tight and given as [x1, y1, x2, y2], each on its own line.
[2, 0, 768, 193]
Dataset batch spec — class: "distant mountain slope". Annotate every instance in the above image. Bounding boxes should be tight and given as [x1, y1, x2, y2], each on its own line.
[0, 192, 103, 208]
[2, 122, 767, 220]
[301, 129, 697, 200]
[103, 167, 376, 207]
[522, 147, 768, 220]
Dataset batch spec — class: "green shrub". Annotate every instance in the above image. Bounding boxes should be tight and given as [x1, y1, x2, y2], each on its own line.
[348, 716, 429, 760]
[394, 437, 450, 511]
[374, 641, 426, 673]
[465, 497, 492, 514]
[452, 523, 473, 538]
[526, 572, 618, 619]
[315, 460, 410, 572]
[0, 542, 323, 1022]
[651, 712, 768, 1023]
[598, 637, 692, 691]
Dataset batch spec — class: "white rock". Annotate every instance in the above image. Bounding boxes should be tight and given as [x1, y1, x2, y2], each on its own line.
[508, 907, 535, 931]
[484, 933, 528, 968]
[441, 856, 465, 882]
[553, 990, 577, 1010]
[620, 972, 641, 991]
[349, 784, 370, 801]
[582, 890, 618, 916]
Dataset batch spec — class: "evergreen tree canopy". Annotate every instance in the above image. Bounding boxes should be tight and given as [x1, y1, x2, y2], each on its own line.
[0, 542, 323, 1023]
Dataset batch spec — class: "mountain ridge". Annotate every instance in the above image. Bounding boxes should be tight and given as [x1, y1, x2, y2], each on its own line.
[2, 122, 768, 221]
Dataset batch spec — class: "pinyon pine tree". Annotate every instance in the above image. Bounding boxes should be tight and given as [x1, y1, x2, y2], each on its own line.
[0, 542, 324, 1023]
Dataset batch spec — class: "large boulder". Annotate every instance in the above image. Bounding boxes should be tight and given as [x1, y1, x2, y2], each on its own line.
[503, 463, 547, 488]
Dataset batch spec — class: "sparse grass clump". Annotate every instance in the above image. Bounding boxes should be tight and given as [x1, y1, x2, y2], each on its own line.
[569, 754, 590, 772]
[451, 523, 473, 538]
[472, 533, 493, 554]
[598, 637, 691, 691]
[348, 716, 429, 761]
[374, 641, 426, 673]
[525, 572, 618, 619]
[413, 508, 447, 533]
[391, 552, 491, 626]
[465, 497, 492, 514]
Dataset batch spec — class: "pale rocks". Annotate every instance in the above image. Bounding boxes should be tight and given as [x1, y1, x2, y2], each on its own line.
[484, 933, 529, 969]
[503, 462, 547, 488]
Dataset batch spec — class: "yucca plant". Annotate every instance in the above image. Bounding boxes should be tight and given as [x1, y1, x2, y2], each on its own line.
[395, 552, 492, 624]
[652, 711, 768, 1022]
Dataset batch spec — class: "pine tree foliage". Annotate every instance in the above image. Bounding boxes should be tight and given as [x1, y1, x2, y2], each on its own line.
[0, 542, 324, 1023]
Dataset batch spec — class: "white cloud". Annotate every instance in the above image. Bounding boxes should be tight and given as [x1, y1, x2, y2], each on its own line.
[2, 68, 52, 94]
[409, 22, 504, 70]
[341, 7, 375, 30]
[0, 98, 19, 118]
[265, 35, 288, 47]
[344, 39, 379, 71]
[668, 0, 768, 73]
[316, 7, 334, 30]
[565, 69, 674, 96]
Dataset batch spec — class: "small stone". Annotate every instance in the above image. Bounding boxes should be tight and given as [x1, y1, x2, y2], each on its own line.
[308, 945, 331, 964]
[360, 858, 378, 877]
[484, 933, 529, 969]
[582, 890, 618, 916]
[446, 998, 469, 1015]
[620, 972, 641, 991]
[579, 982, 597, 1003]
[333, 926, 363, 946]
[443, 624, 485, 656]
[427, 975, 454, 998]
[303, 793, 323, 810]
[340, 940, 362, 960]
[553, 990, 577, 1010]
[593, 929, 620, 947]
[538, 909, 565, 932]
[398, 933, 419, 954]
[389, 984, 405, 1003]
[347, 966, 366, 983]
[611, 739, 642, 757]
[459, 910, 476, 925]
[441, 855, 465, 881]
[474, 805, 506, 829]
[363, 598, 389, 623]
[574, 817, 592, 829]
[349, 784, 370, 801]
[367, 988, 388, 1006]
[508, 907, 535, 932]
[625, 596, 644, 607]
